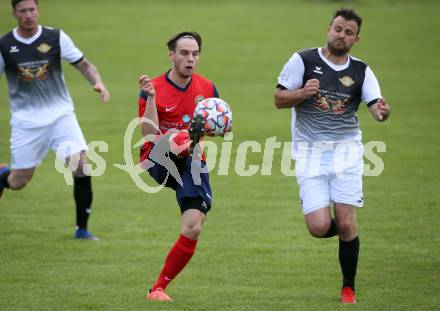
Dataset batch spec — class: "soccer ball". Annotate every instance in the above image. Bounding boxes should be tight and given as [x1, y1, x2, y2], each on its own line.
[194, 98, 232, 136]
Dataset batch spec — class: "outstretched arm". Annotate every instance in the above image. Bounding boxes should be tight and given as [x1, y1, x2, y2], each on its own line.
[368, 98, 391, 122]
[74, 58, 111, 103]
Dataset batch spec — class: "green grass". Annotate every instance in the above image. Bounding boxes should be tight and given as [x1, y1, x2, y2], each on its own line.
[1, 0, 439, 310]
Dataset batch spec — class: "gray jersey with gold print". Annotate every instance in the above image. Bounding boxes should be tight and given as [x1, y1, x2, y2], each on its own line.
[0, 26, 83, 128]
[277, 48, 382, 145]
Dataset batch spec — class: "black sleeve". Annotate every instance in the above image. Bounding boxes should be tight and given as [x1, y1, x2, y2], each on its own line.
[367, 98, 380, 107]
[276, 84, 288, 90]
[70, 56, 84, 65]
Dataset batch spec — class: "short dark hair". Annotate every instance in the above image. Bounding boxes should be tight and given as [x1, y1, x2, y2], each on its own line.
[166, 31, 202, 53]
[331, 8, 362, 34]
[11, 0, 39, 9]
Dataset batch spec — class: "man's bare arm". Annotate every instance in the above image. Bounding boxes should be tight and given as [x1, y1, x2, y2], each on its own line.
[74, 58, 110, 103]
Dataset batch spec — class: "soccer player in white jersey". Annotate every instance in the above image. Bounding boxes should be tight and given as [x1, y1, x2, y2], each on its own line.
[0, 0, 111, 240]
[274, 9, 390, 304]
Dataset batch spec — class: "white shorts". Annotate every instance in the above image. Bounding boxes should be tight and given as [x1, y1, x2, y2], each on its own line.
[10, 113, 88, 169]
[295, 142, 364, 215]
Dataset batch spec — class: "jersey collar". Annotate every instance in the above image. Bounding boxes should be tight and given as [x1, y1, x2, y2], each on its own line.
[13, 25, 42, 45]
[318, 47, 350, 71]
[165, 70, 192, 92]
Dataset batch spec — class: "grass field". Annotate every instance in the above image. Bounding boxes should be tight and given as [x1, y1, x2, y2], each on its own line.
[1, 0, 440, 310]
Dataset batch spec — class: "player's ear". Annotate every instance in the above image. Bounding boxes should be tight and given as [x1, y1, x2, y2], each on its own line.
[168, 50, 174, 61]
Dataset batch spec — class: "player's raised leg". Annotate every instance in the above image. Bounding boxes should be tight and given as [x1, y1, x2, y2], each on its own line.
[0, 166, 36, 199]
[300, 174, 338, 238]
[188, 114, 205, 157]
[304, 206, 338, 238]
[168, 115, 206, 159]
[0, 164, 11, 198]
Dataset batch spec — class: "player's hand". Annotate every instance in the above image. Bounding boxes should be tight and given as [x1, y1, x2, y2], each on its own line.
[302, 79, 320, 98]
[375, 98, 391, 121]
[93, 82, 111, 103]
[139, 74, 156, 97]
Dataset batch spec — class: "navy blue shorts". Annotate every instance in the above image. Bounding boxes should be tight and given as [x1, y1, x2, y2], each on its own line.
[147, 153, 212, 214]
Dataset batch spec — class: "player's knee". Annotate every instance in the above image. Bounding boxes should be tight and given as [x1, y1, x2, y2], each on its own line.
[72, 163, 89, 178]
[305, 216, 333, 238]
[9, 175, 30, 190]
[336, 219, 356, 237]
[70, 153, 89, 178]
[72, 169, 87, 178]
[307, 223, 329, 238]
[182, 223, 202, 240]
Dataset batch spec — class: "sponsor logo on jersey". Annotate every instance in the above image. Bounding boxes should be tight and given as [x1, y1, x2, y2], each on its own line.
[195, 95, 205, 105]
[165, 106, 177, 112]
[18, 60, 50, 81]
[339, 76, 355, 87]
[36, 43, 52, 53]
[314, 89, 351, 114]
[313, 66, 323, 74]
[332, 98, 350, 114]
[9, 46, 19, 53]
[313, 92, 330, 112]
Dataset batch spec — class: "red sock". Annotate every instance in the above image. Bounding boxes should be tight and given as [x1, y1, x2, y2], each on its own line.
[152, 234, 198, 290]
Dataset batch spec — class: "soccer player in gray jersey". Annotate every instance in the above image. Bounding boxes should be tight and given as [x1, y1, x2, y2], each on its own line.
[0, 0, 111, 240]
[274, 9, 390, 304]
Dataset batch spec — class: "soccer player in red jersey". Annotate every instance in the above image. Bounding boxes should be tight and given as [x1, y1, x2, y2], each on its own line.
[138, 32, 218, 302]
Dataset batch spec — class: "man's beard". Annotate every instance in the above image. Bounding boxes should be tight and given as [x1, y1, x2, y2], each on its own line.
[327, 40, 350, 56]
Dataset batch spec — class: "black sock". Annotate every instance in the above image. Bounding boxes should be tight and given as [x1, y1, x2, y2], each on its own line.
[73, 176, 93, 229]
[339, 236, 360, 290]
[323, 218, 338, 238]
[0, 170, 10, 189]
